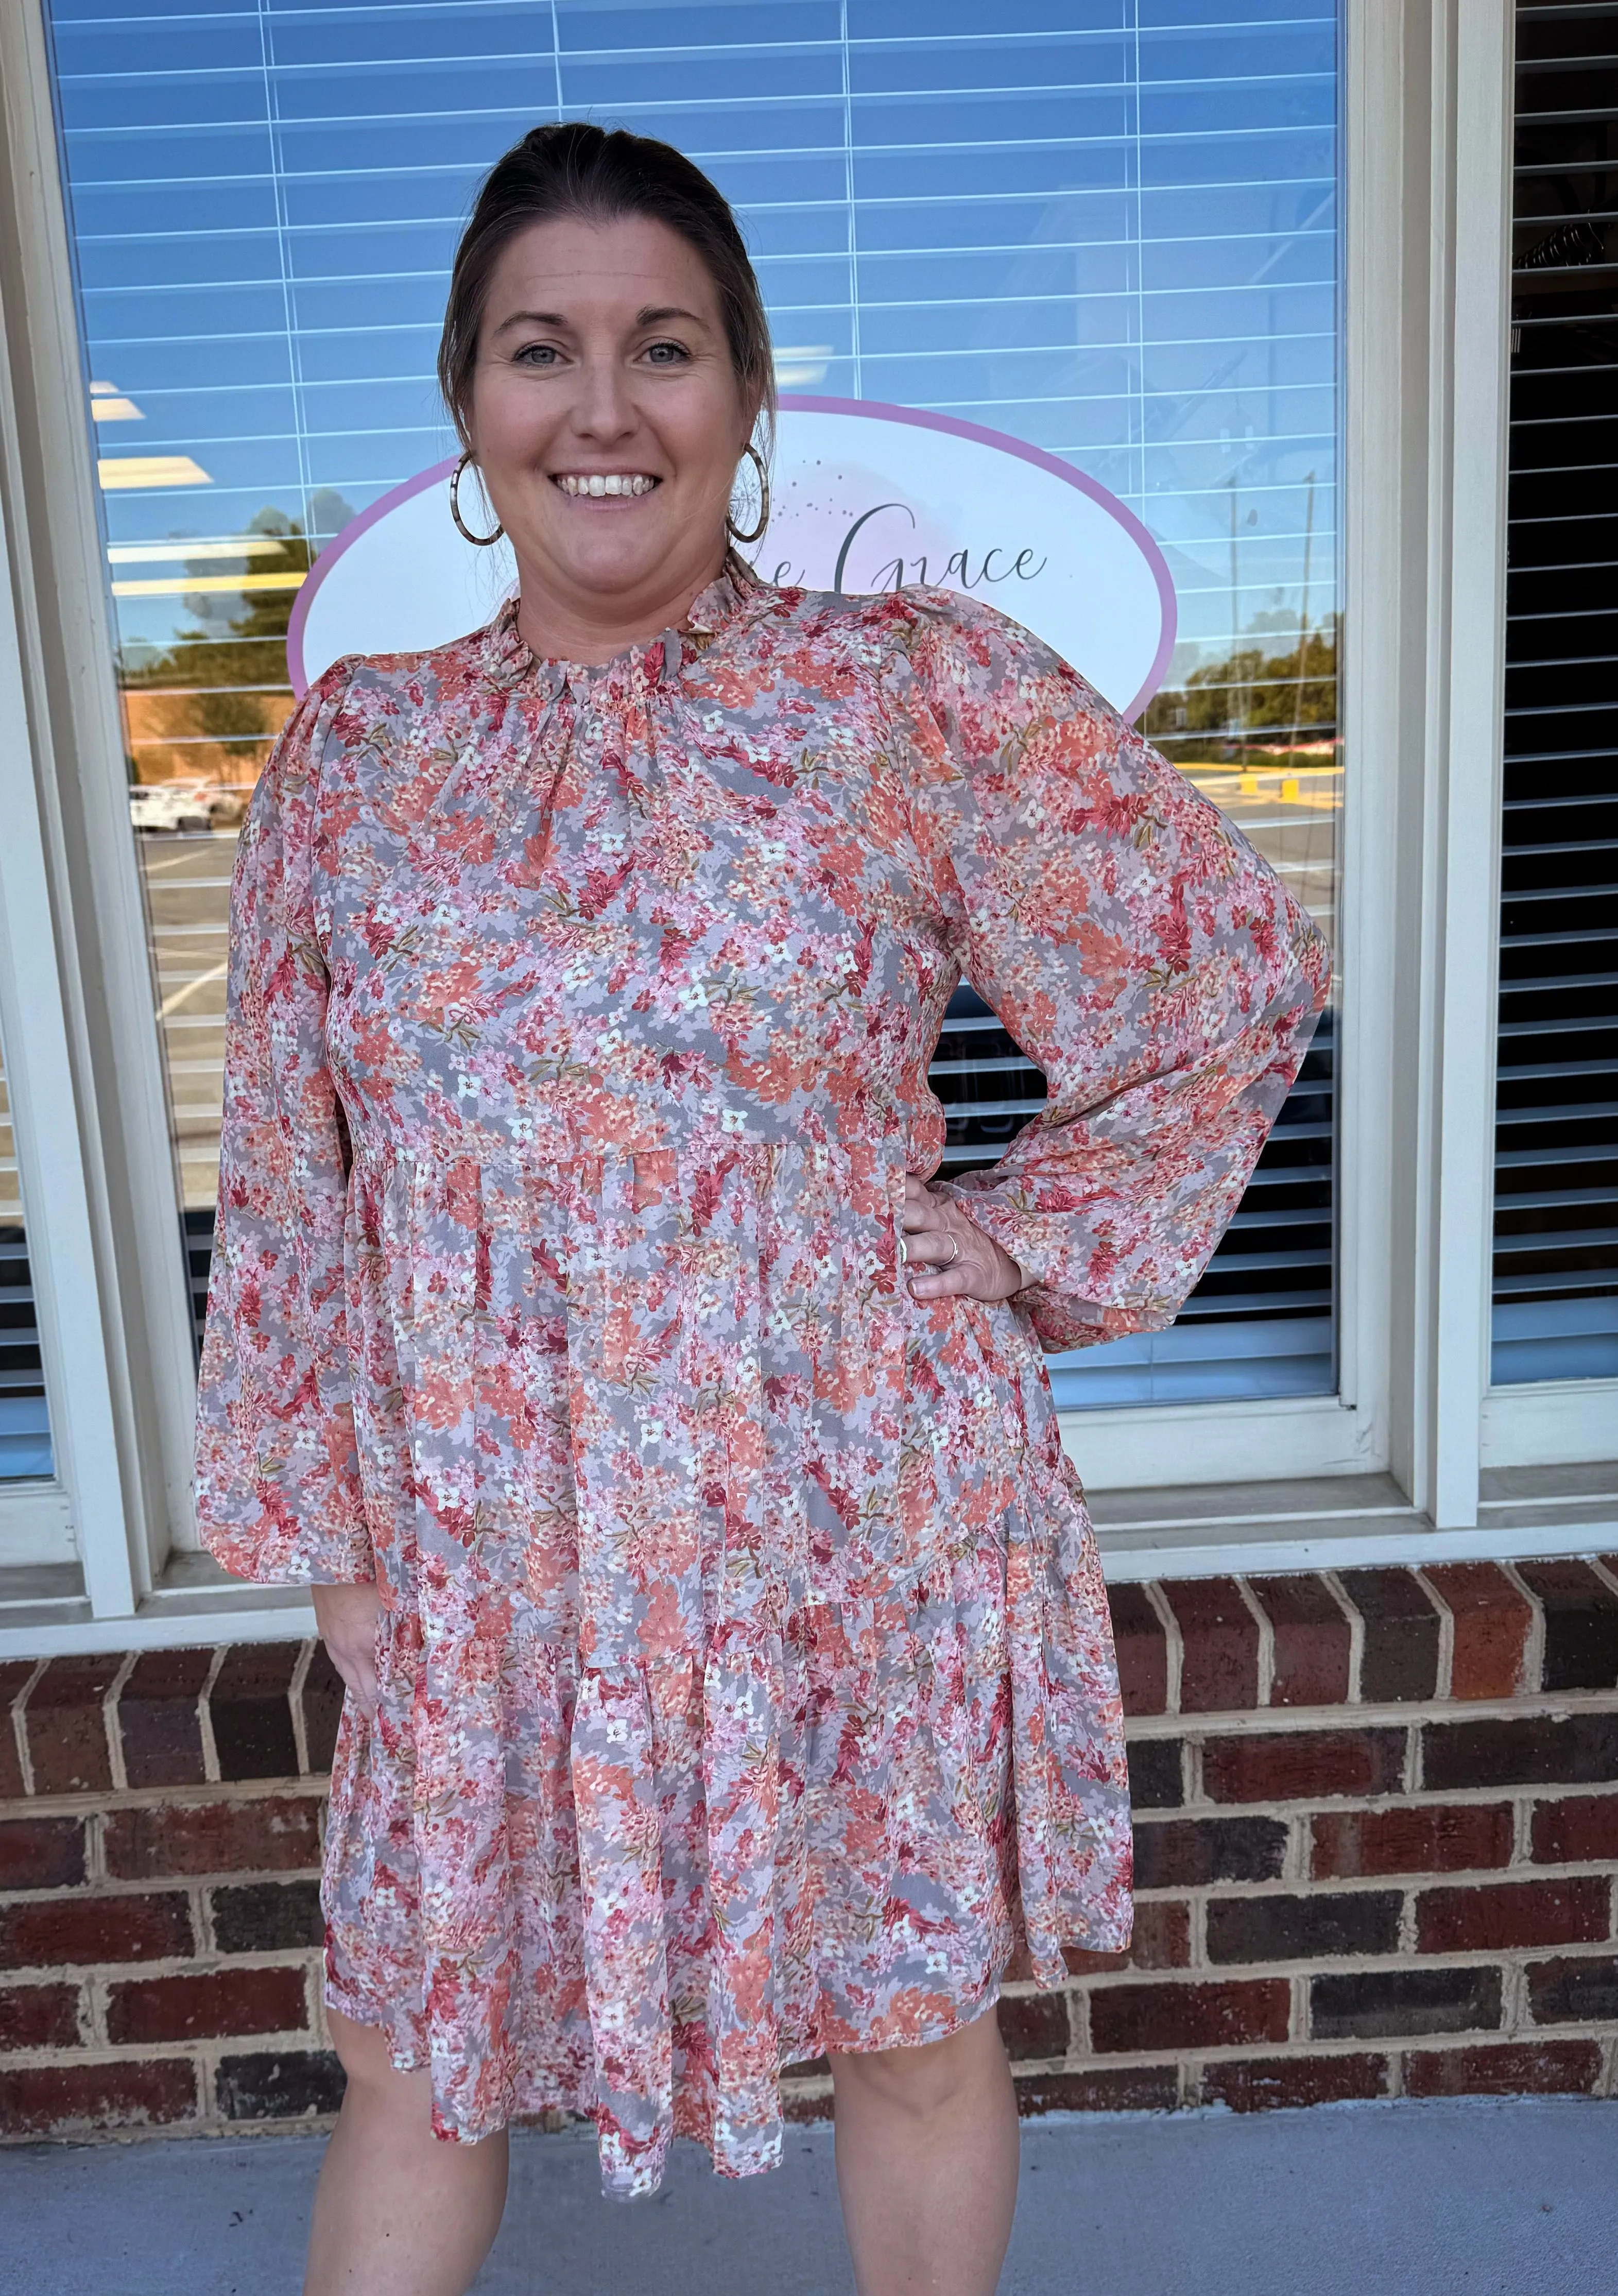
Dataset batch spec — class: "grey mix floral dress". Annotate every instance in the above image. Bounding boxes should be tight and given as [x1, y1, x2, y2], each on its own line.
[196, 573, 1329, 2194]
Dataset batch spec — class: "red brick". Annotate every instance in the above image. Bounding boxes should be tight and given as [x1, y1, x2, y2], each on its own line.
[1313, 1965, 1501, 2039]
[1063, 1900, 1190, 1974]
[782, 2087, 833, 2124]
[1107, 1585, 1167, 1716]
[1203, 1728, 1405, 1804]
[1516, 1562, 1618, 1693]
[1201, 2053, 1387, 2111]
[1312, 1803, 1512, 1880]
[1015, 2066, 1179, 2113]
[212, 1879, 324, 1955]
[1249, 1575, 1351, 1707]
[1133, 1816, 1287, 1889]
[1531, 1793, 1618, 1865]
[117, 1649, 211, 1789]
[0, 1815, 86, 1891]
[1422, 1712, 1618, 1790]
[1405, 2040, 1600, 2098]
[1339, 1570, 1441, 1703]
[1162, 1578, 1259, 1712]
[1089, 1979, 1290, 2055]
[106, 1965, 308, 2046]
[0, 2058, 197, 2135]
[208, 1644, 300, 1780]
[995, 1991, 1069, 2060]
[104, 1795, 321, 1881]
[215, 2047, 343, 2122]
[0, 1892, 193, 1971]
[1207, 1891, 1400, 1964]
[0, 1982, 81, 2050]
[1126, 1738, 1183, 1809]
[23, 1655, 122, 1795]
[1526, 1955, 1618, 2025]
[1415, 1876, 1611, 1955]
[1422, 1566, 1532, 1701]
[0, 1663, 33, 1798]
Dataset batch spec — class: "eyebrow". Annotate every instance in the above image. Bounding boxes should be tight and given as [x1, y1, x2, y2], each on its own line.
[491, 303, 712, 336]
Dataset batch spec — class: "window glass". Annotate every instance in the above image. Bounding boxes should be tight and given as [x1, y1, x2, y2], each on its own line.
[43, 0, 1340, 1411]
[0, 1027, 53, 1479]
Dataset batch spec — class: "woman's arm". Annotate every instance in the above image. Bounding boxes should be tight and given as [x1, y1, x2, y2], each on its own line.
[885, 590, 1330, 1351]
[193, 664, 377, 1584]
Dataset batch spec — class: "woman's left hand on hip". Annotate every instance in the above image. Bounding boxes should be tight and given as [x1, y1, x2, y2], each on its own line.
[900, 1175, 1024, 1302]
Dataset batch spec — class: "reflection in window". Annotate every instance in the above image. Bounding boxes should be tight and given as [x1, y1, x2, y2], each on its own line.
[0, 1025, 53, 1479]
[44, 0, 1339, 1406]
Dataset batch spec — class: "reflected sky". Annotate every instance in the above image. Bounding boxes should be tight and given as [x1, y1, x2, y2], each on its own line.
[46, 0, 1338, 663]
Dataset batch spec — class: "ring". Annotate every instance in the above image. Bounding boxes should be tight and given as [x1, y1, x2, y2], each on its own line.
[941, 1234, 961, 1268]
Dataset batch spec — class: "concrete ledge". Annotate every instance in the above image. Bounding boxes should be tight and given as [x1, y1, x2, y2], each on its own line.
[2, 2097, 1615, 2295]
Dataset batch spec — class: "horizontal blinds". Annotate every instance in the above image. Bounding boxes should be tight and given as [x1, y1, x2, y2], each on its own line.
[1493, 0, 1618, 1384]
[0, 1033, 53, 1481]
[44, 0, 1340, 1408]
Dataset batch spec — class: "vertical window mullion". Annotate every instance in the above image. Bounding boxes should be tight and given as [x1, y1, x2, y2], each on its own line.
[0, 476, 134, 1612]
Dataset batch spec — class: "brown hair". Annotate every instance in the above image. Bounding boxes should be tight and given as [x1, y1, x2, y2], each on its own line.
[438, 121, 775, 467]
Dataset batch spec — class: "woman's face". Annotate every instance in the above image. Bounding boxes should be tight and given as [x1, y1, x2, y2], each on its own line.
[466, 214, 755, 630]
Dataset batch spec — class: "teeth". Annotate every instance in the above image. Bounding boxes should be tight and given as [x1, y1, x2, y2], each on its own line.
[556, 473, 656, 498]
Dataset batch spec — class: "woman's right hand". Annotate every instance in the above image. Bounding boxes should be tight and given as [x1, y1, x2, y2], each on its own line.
[312, 1582, 385, 1722]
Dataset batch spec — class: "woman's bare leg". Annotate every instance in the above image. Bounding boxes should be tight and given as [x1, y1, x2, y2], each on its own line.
[829, 2005, 1020, 2296]
[304, 2009, 509, 2296]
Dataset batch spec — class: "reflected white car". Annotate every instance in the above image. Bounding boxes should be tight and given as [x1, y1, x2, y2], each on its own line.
[128, 784, 239, 833]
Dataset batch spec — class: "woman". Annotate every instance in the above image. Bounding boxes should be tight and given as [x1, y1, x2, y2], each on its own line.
[197, 122, 1328, 2296]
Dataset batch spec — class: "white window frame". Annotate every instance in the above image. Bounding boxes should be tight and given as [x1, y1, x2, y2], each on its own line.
[0, 0, 1610, 1656]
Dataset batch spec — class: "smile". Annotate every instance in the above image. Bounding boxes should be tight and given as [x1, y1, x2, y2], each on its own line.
[553, 473, 659, 498]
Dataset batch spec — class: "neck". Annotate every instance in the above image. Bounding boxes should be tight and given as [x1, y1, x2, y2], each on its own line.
[512, 544, 731, 666]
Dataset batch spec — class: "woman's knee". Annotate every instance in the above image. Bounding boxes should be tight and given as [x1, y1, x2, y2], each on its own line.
[830, 2010, 1007, 2122]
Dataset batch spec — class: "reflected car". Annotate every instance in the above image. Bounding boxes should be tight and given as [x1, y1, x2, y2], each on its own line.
[128, 783, 246, 833]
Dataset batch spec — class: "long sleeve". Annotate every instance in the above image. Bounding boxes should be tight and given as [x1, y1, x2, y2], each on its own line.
[194, 664, 374, 1584]
[885, 590, 1331, 1355]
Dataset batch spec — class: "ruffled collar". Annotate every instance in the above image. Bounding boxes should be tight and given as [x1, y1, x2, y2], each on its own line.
[481, 568, 753, 691]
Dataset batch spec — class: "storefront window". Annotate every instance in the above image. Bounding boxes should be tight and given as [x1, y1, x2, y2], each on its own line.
[43, 0, 1340, 1412]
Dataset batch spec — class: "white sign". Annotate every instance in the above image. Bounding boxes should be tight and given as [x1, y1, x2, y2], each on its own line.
[289, 396, 1176, 721]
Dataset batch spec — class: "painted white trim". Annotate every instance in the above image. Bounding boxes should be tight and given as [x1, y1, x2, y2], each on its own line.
[0, 1486, 73, 1568]
[0, 466, 132, 1613]
[1063, 1395, 1378, 1492]
[1099, 1516, 1618, 1586]
[1481, 1383, 1618, 1470]
[0, 1, 203, 1596]
[1352, 0, 1516, 1529]
[1425, 0, 1514, 1527]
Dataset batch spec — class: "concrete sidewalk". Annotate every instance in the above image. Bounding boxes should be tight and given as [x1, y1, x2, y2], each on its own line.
[3, 2097, 1614, 2295]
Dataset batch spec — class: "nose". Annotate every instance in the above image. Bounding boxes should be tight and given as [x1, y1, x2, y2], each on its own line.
[571, 352, 638, 446]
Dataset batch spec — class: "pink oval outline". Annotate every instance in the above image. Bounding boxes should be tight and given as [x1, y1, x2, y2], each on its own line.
[288, 395, 1176, 718]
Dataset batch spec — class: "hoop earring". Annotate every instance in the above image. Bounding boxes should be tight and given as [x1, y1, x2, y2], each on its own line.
[449, 451, 503, 546]
[725, 441, 770, 546]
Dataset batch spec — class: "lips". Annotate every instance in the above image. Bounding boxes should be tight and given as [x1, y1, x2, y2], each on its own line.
[553, 473, 658, 498]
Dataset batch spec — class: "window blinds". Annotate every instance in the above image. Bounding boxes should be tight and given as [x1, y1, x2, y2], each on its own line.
[43, 0, 1341, 1411]
[1493, 0, 1618, 1384]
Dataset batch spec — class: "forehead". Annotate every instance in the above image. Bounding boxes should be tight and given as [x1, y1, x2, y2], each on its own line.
[483, 214, 721, 325]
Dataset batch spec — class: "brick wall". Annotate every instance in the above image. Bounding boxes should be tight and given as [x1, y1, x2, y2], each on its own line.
[4, 1559, 1617, 2142]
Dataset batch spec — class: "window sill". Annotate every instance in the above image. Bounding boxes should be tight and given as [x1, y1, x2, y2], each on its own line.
[1093, 1464, 1618, 1581]
[2, 1467, 1615, 1655]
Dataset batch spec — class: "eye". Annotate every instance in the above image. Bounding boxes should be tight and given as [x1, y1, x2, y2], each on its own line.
[643, 339, 692, 366]
[512, 342, 562, 368]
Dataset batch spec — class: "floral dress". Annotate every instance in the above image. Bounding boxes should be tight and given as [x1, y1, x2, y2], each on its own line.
[196, 573, 1328, 2196]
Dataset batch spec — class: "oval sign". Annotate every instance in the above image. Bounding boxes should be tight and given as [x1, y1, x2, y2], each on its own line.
[289, 396, 1175, 721]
